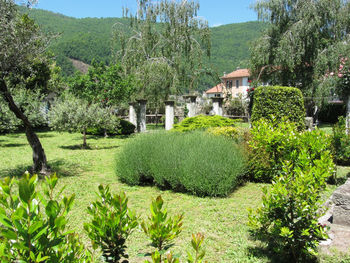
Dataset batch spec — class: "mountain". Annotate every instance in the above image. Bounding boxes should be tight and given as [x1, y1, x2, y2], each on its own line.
[19, 6, 266, 90]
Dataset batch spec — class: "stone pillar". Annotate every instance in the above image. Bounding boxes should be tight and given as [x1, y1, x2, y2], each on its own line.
[128, 102, 137, 127]
[136, 99, 147, 133]
[165, 100, 175, 131]
[211, 97, 224, 116]
[184, 95, 197, 118]
[305, 117, 313, 131]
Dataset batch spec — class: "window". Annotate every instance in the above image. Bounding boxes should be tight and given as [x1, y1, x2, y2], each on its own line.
[229, 80, 233, 88]
[236, 80, 239, 88]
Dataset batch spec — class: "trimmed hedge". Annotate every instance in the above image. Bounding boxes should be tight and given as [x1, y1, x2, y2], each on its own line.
[251, 86, 305, 130]
[115, 131, 246, 197]
[172, 115, 239, 132]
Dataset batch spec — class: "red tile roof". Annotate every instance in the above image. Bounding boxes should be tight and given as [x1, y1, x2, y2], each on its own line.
[222, 68, 250, 79]
[206, 84, 223, 94]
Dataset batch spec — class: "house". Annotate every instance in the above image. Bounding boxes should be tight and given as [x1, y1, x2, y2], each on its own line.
[205, 83, 224, 98]
[221, 68, 250, 98]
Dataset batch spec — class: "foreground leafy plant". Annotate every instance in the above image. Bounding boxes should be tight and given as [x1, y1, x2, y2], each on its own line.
[248, 149, 334, 262]
[141, 196, 183, 255]
[0, 173, 90, 262]
[84, 185, 138, 263]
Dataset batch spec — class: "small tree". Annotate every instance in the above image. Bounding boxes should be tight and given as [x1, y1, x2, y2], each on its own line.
[49, 96, 117, 147]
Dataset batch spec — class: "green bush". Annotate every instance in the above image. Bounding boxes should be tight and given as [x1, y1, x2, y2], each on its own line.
[331, 116, 350, 165]
[251, 86, 305, 130]
[248, 149, 333, 261]
[84, 185, 138, 263]
[116, 131, 246, 197]
[248, 118, 333, 182]
[0, 173, 90, 263]
[86, 118, 135, 136]
[172, 115, 238, 132]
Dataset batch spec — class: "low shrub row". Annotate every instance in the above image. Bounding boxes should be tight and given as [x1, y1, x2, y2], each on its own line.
[172, 115, 239, 132]
[115, 131, 246, 197]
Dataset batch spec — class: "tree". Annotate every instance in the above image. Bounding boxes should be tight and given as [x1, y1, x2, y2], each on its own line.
[249, 0, 350, 98]
[69, 60, 135, 107]
[0, 0, 51, 173]
[114, 0, 211, 102]
[49, 96, 118, 147]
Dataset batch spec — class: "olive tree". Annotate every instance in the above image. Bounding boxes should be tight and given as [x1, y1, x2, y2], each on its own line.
[0, 0, 51, 173]
[114, 0, 211, 102]
[49, 96, 118, 147]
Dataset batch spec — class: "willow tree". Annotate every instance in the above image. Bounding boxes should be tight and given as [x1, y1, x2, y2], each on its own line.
[114, 0, 211, 102]
[250, 0, 350, 97]
[0, 0, 51, 173]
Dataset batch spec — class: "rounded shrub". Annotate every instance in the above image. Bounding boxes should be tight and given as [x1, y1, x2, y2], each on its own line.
[172, 115, 239, 132]
[251, 86, 305, 130]
[116, 131, 246, 197]
[86, 118, 135, 136]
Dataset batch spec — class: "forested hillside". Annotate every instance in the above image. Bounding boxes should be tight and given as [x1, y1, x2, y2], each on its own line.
[19, 6, 266, 90]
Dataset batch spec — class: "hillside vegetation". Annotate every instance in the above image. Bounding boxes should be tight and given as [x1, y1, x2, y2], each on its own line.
[19, 6, 266, 90]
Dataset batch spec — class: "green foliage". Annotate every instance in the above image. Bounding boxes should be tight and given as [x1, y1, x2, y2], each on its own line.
[86, 119, 135, 136]
[331, 117, 350, 166]
[0, 173, 90, 262]
[251, 86, 305, 130]
[84, 185, 138, 263]
[69, 61, 135, 106]
[172, 115, 238, 132]
[116, 131, 246, 197]
[248, 149, 333, 262]
[248, 118, 334, 182]
[48, 95, 118, 146]
[206, 126, 242, 142]
[141, 196, 183, 252]
[250, 0, 350, 95]
[224, 95, 247, 117]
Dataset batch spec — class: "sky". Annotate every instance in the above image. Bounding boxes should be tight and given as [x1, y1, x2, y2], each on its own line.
[32, 0, 258, 27]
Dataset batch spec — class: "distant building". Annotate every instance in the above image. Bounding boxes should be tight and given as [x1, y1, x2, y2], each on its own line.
[221, 68, 250, 98]
[205, 84, 223, 98]
[205, 68, 251, 99]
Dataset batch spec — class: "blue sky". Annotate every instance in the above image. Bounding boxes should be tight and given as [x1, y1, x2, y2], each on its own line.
[32, 0, 258, 27]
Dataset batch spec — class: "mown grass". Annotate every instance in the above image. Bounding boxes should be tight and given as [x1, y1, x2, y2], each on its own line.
[0, 131, 348, 262]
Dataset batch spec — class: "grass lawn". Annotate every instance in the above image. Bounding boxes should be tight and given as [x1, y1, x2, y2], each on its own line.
[0, 131, 348, 262]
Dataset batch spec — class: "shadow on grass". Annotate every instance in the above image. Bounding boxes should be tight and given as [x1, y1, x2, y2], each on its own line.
[0, 143, 27, 148]
[59, 144, 120, 150]
[0, 159, 87, 178]
[247, 245, 283, 263]
[37, 133, 55, 138]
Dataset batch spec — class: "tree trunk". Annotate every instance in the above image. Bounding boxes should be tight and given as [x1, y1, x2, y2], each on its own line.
[83, 129, 87, 148]
[0, 79, 50, 174]
[346, 96, 350, 135]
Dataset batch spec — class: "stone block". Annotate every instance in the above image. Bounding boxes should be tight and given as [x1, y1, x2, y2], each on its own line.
[332, 179, 350, 226]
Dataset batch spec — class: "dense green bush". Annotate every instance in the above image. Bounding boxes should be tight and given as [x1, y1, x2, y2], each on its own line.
[251, 86, 305, 130]
[86, 118, 135, 136]
[248, 118, 333, 182]
[172, 115, 238, 132]
[331, 116, 350, 165]
[116, 131, 246, 197]
[248, 149, 333, 262]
